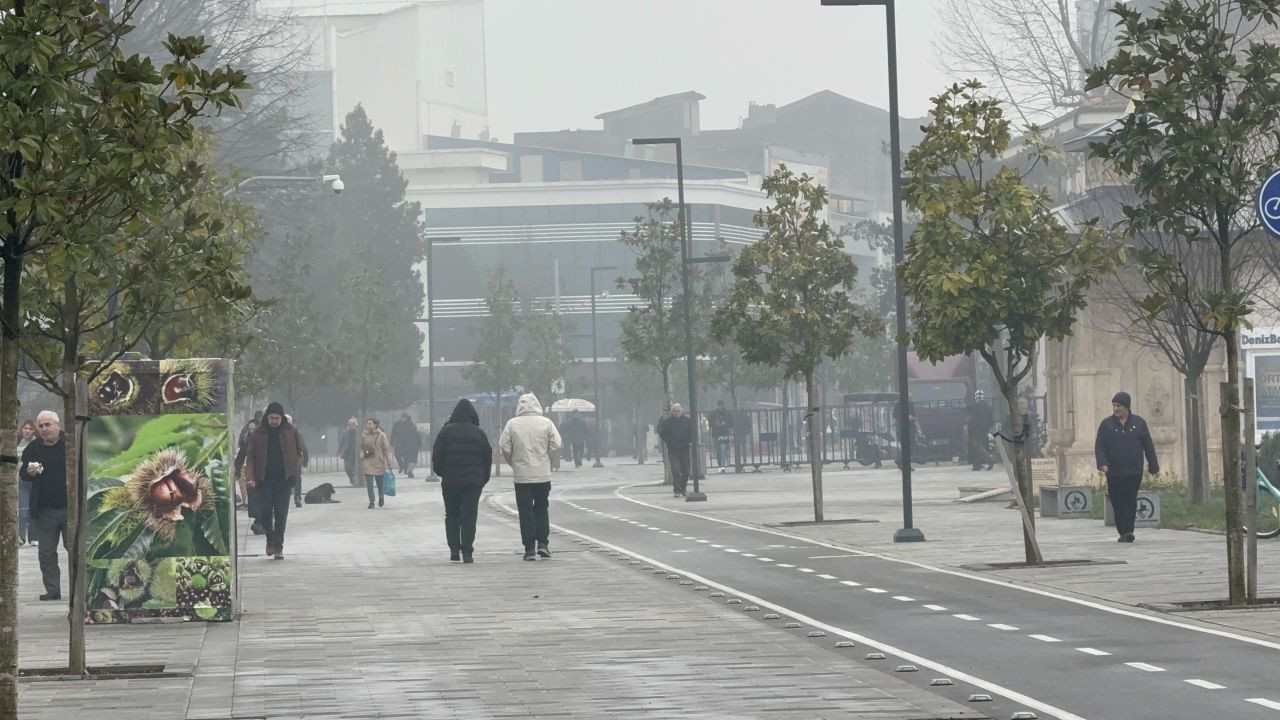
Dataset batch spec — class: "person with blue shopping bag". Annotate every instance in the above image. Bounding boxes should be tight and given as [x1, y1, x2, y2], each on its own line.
[360, 418, 394, 509]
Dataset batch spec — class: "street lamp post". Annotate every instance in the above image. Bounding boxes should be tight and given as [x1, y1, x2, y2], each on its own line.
[423, 235, 463, 482]
[821, 0, 923, 542]
[224, 174, 344, 197]
[631, 138, 731, 502]
[590, 265, 618, 468]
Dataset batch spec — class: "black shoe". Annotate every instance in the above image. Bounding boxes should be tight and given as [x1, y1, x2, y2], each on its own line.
[408, 471, 415, 478]
[368, 502, 375, 509]
[378, 496, 385, 507]
[450, 550, 461, 562]
[250, 522, 264, 535]
[38, 593, 61, 601]
[537, 543, 551, 558]
[294, 498, 302, 508]
[462, 551, 474, 564]
[523, 550, 537, 561]
[1121, 533, 1135, 543]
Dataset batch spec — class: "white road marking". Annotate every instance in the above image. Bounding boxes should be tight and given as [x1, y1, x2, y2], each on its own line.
[892, 596, 915, 602]
[798, 568, 816, 573]
[724, 548, 740, 553]
[807, 554, 864, 559]
[1184, 679, 1225, 690]
[989, 624, 1019, 631]
[840, 580, 861, 587]
[923, 604, 947, 611]
[778, 563, 795, 568]
[613, 484, 1280, 652]
[867, 588, 888, 594]
[818, 574, 837, 580]
[953, 614, 980, 621]
[1076, 648, 1111, 656]
[758, 557, 774, 562]
[1029, 634, 1062, 643]
[1246, 698, 1280, 710]
[741, 553, 757, 557]
[495, 495, 1090, 720]
[1125, 662, 1165, 672]
[696, 540, 710, 544]
[711, 544, 724, 548]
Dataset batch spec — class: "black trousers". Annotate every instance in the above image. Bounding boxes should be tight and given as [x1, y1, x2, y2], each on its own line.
[514, 482, 551, 551]
[33, 508, 68, 596]
[441, 481, 484, 552]
[261, 483, 292, 550]
[1108, 473, 1142, 535]
[396, 452, 415, 474]
[571, 442, 585, 467]
[668, 445, 691, 493]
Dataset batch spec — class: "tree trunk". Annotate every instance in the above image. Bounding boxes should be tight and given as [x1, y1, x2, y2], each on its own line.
[806, 372, 823, 523]
[1222, 369, 1246, 605]
[0, 250, 24, 719]
[60, 371, 85, 676]
[1184, 373, 1210, 506]
[1004, 387, 1041, 565]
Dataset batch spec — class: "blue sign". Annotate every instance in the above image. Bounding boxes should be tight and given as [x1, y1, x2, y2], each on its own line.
[1258, 169, 1280, 236]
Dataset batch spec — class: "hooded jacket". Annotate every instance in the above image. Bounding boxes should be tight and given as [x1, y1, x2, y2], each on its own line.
[360, 425, 394, 477]
[498, 393, 562, 483]
[432, 399, 492, 486]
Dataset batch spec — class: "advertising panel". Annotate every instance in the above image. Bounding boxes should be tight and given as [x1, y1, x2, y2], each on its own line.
[83, 359, 234, 623]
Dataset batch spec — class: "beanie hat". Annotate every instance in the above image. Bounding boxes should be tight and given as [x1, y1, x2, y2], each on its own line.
[265, 401, 286, 418]
[1111, 392, 1131, 409]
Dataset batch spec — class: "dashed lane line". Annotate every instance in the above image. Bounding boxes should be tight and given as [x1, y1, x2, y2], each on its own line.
[818, 574, 837, 580]
[1029, 634, 1063, 643]
[892, 596, 916, 602]
[989, 624, 1020, 631]
[1185, 679, 1226, 690]
[1077, 648, 1111, 656]
[1246, 698, 1280, 710]
[1126, 662, 1165, 672]
[840, 580, 862, 587]
[923, 604, 948, 612]
[953, 614, 981, 622]
[867, 588, 888, 594]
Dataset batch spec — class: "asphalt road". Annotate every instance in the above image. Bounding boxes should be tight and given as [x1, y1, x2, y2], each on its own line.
[495, 473, 1280, 720]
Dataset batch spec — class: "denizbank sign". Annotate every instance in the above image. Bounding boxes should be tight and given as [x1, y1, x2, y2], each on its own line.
[1242, 329, 1280, 349]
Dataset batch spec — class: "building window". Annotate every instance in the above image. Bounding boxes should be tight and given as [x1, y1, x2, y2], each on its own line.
[446, 70, 456, 87]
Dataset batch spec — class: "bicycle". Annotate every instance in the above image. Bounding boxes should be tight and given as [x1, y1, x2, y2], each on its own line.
[1255, 467, 1280, 539]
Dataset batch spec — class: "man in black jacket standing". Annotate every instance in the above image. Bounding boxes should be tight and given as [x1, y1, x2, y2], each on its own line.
[21, 411, 68, 601]
[1094, 391, 1160, 543]
[658, 404, 694, 497]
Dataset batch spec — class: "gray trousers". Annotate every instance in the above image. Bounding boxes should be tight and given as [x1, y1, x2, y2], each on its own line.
[32, 508, 68, 596]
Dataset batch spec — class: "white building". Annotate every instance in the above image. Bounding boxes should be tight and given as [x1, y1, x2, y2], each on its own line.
[267, 0, 489, 154]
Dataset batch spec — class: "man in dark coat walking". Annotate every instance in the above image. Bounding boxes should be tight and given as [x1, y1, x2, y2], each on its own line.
[391, 413, 422, 477]
[243, 402, 306, 559]
[432, 399, 492, 563]
[1094, 391, 1159, 543]
[561, 410, 589, 468]
[658, 404, 694, 497]
[967, 390, 995, 471]
[337, 417, 359, 486]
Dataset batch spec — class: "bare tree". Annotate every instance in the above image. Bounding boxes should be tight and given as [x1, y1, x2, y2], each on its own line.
[935, 0, 1121, 124]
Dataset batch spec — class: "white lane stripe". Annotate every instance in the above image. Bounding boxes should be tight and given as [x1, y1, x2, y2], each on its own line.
[614, 484, 1280, 653]
[867, 588, 888, 594]
[989, 623, 1019, 631]
[758, 557, 774, 562]
[711, 544, 724, 548]
[818, 574, 837, 580]
[778, 563, 795, 568]
[1126, 662, 1165, 672]
[741, 553, 757, 557]
[953, 614, 980, 621]
[724, 548, 740, 553]
[1246, 698, 1280, 710]
[696, 540, 710, 544]
[840, 580, 861, 587]
[799, 568, 816, 573]
[495, 495, 1089, 720]
[1029, 634, 1062, 643]
[923, 604, 947, 611]
[1184, 679, 1225, 690]
[892, 596, 915, 602]
[1076, 648, 1111, 656]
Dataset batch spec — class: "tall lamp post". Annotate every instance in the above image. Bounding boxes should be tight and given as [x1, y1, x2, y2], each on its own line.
[631, 138, 730, 502]
[423, 235, 463, 482]
[821, 0, 923, 542]
[590, 265, 618, 468]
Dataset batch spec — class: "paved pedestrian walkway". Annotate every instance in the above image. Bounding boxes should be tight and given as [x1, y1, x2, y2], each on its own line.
[17, 470, 978, 719]
[619, 460, 1280, 640]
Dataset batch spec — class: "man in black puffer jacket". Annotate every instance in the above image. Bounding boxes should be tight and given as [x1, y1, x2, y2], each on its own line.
[1094, 391, 1159, 543]
[432, 399, 492, 563]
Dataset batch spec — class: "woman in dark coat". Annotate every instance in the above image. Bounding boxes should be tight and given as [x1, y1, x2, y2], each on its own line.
[432, 399, 492, 563]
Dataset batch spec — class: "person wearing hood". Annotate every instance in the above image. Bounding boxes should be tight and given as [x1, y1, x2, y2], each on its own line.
[1094, 391, 1159, 543]
[498, 393, 562, 561]
[432, 399, 492, 563]
[360, 417, 394, 509]
[243, 402, 306, 560]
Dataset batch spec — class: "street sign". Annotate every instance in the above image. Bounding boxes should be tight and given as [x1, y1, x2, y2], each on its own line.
[1257, 169, 1280, 236]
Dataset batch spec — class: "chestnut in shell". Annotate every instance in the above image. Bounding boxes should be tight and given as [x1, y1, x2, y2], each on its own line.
[126, 447, 212, 539]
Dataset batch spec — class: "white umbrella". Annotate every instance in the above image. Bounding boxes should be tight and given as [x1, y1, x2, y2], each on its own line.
[550, 398, 596, 413]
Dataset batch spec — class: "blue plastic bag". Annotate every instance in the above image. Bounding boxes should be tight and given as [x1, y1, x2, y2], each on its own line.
[382, 469, 397, 497]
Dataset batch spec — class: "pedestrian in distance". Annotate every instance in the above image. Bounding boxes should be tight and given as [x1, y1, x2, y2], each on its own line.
[658, 404, 694, 497]
[710, 401, 733, 473]
[391, 412, 422, 478]
[16, 419, 35, 546]
[285, 414, 309, 509]
[499, 393, 562, 561]
[1094, 391, 1159, 543]
[243, 402, 307, 559]
[360, 418, 394, 509]
[967, 390, 995, 471]
[432, 399, 492, 563]
[337, 417, 359, 486]
[561, 410, 589, 468]
[21, 411, 68, 600]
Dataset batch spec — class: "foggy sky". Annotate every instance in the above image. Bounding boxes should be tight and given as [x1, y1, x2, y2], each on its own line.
[483, 0, 952, 139]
